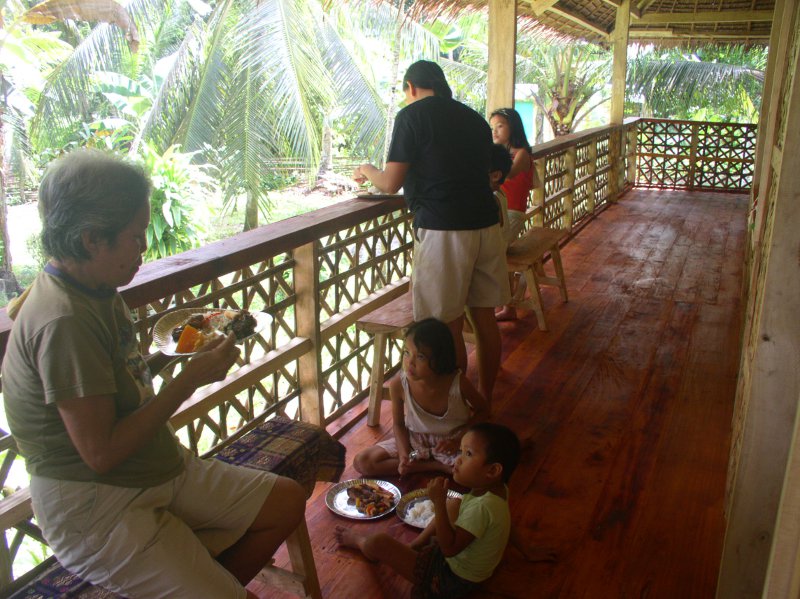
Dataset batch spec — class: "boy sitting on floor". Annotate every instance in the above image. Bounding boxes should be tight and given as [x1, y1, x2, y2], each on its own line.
[336, 422, 520, 598]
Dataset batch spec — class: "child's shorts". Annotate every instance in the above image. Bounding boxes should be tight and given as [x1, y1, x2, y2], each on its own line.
[412, 542, 480, 599]
[376, 431, 459, 467]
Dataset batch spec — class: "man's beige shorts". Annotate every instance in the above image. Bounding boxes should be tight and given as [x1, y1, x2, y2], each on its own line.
[30, 449, 277, 598]
[413, 225, 511, 323]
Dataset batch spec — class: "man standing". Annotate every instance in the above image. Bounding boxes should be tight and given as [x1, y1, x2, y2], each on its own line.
[354, 60, 510, 402]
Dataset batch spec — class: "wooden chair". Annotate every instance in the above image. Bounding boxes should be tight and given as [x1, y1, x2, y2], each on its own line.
[505, 227, 568, 330]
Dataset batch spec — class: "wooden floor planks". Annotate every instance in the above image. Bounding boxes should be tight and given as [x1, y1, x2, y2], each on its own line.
[250, 189, 747, 599]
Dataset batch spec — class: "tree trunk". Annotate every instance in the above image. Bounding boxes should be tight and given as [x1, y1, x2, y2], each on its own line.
[382, 7, 404, 166]
[535, 106, 544, 144]
[317, 113, 333, 179]
[244, 189, 259, 231]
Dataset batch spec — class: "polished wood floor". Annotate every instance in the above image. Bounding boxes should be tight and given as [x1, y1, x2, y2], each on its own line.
[254, 189, 748, 599]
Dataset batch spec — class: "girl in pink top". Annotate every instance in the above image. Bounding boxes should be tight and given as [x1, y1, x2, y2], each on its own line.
[490, 108, 535, 321]
[353, 318, 490, 476]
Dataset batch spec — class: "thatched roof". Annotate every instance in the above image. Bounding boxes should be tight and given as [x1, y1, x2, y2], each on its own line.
[407, 0, 774, 46]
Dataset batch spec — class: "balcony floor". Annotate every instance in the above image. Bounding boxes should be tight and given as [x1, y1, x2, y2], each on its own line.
[255, 188, 748, 599]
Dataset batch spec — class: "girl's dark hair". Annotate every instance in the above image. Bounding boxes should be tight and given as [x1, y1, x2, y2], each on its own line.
[490, 107, 531, 151]
[490, 143, 513, 184]
[39, 149, 151, 261]
[402, 60, 453, 100]
[405, 318, 457, 374]
[469, 422, 521, 483]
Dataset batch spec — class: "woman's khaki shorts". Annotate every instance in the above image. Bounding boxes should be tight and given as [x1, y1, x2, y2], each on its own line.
[30, 449, 277, 599]
[413, 225, 511, 323]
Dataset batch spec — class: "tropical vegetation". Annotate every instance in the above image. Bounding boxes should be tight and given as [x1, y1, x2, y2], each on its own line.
[0, 0, 768, 291]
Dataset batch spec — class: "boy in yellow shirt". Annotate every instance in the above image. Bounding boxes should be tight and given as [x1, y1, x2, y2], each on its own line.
[336, 422, 519, 598]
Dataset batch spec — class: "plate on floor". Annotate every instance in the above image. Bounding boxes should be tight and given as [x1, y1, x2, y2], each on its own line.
[325, 479, 401, 520]
[396, 488, 463, 529]
[153, 308, 270, 356]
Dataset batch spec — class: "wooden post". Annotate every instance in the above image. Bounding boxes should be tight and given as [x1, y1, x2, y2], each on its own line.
[626, 123, 638, 187]
[608, 129, 620, 201]
[487, 0, 517, 116]
[532, 157, 546, 227]
[610, 0, 630, 125]
[717, 0, 800, 596]
[687, 122, 700, 190]
[294, 242, 324, 425]
[564, 146, 577, 230]
[587, 139, 597, 213]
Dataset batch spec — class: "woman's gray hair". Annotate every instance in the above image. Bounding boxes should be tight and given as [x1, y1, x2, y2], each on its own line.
[38, 149, 151, 261]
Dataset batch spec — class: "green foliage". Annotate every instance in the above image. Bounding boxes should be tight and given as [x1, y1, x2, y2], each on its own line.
[137, 144, 217, 261]
[627, 45, 767, 122]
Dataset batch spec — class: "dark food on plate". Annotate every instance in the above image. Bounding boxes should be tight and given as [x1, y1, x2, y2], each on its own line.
[170, 310, 259, 353]
[346, 483, 395, 517]
[223, 310, 258, 340]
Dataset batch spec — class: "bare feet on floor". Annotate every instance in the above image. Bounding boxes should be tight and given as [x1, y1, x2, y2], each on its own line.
[495, 305, 517, 321]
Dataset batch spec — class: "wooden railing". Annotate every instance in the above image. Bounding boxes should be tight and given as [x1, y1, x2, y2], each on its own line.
[635, 118, 756, 192]
[0, 116, 686, 589]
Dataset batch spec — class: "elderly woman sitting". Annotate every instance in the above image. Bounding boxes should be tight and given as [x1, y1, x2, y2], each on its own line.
[1, 150, 305, 598]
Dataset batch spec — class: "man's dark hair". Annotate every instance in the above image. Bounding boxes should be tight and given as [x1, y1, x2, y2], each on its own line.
[469, 422, 521, 483]
[402, 60, 453, 99]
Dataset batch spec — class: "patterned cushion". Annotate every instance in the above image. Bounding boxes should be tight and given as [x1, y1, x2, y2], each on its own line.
[8, 417, 345, 598]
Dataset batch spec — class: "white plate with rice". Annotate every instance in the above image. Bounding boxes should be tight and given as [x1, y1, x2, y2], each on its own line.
[396, 488, 463, 529]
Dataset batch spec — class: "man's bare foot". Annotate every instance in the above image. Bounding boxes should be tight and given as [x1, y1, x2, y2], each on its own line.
[495, 305, 517, 321]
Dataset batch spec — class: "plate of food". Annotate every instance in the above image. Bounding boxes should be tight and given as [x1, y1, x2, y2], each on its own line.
[153, 308, 270, 356]
[325, 479, 401, 520]
[396, 488, 463, 529]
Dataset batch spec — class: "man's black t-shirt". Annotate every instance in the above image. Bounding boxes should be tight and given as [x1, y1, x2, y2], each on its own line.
[387, 96, 498, 230]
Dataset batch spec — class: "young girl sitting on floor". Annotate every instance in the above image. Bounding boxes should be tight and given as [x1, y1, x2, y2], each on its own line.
[353, 318, 490, 477]
[337, 422, 521, 598]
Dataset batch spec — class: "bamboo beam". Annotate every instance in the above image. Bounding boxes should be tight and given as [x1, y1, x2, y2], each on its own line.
[637, 9, 773, 24]
[528, 0, 559, 16]
[549, 5, 611, 38]
[599, 0, 642, 19]
[610, 0, 630, 125]
[487, 0, 517, 116]
[629, 28, 771, 39]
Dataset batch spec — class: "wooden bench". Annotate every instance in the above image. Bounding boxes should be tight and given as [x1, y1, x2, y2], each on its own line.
[505, 227, 568, 330]
[2, 417, 345, 599]
[356, 227, 569, 426]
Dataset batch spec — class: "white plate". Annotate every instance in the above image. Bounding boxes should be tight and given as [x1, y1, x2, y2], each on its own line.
[325, 479, 401, 520]
[396, 488, 463, 529]
[152, 309, 270, 356]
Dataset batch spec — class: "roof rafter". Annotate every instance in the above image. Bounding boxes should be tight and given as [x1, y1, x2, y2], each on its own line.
[628, 27, 771, 39]
[637, 9, 773, 24]
[548, 5, 611, 38]
[599, 0, 643, 19]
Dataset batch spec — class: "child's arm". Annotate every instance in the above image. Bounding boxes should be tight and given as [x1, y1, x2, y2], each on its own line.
[507, 148, 531, 180]
[410, 496, 461, 550]
[428, 477, 476, 557]
[435, 375, 491, 455]
[389, 377, 412, 475]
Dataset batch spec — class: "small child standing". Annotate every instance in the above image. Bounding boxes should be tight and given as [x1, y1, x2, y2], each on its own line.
[337, 422, 521, 598]
[353, 318, 490, 477]
[490, 143, 513, 247]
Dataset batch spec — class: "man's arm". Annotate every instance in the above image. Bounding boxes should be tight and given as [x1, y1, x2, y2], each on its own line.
[353, 162, 409, 194]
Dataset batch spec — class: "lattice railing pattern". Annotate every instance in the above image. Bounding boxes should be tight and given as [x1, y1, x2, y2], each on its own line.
[317, 211, 413, 416]
[3, 116, 743, 589]
[636, 119, 755, 191]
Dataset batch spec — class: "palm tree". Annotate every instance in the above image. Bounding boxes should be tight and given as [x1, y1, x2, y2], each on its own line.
[626, 45, 767, 122]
